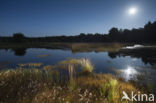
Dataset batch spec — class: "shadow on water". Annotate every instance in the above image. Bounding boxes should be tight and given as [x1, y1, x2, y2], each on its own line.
[108, 47, 156, 65]
[11, 48, 27, 56]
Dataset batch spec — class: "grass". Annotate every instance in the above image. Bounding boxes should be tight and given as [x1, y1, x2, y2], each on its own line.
[80, 59, 94, 72]
[0, 42, 126, 53]
[58, 58, 94, 72]
[37, 54, 51, 58]
[71, 43, 125, 52]
[0, 69, 139, 103]
[18, 63, 43, 67]
[0, 58, 152, 103]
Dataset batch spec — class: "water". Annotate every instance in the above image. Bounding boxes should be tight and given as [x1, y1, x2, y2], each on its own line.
[0, 45, 156, 89]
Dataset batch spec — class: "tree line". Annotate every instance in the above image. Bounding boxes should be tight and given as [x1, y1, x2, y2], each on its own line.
[0, 21, 156, 43]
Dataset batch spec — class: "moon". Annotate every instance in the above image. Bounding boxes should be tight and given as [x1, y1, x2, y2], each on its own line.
[128, 7, 137, 15]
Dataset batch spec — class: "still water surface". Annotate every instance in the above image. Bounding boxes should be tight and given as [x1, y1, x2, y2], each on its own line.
[0, 46, 156, 89]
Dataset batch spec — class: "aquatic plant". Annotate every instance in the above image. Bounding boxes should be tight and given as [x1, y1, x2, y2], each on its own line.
[37, 54, 51, 58]
[18, 63, 43, 68]
[43, 65, 55, 70]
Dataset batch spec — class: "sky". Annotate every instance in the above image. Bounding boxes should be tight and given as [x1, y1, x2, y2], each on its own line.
[0, 0, 156, 36]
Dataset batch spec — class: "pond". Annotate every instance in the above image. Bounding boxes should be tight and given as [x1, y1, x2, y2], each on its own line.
[0, 44, 156, 90]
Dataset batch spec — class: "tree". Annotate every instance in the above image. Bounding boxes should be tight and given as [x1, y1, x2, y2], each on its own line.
[13, 33, 25, 39]
[79, 33, 86, 37]
[109, 27, 119, 41]
[13, 33, 25, 42]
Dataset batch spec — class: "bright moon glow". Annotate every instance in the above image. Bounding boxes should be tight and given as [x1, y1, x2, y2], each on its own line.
[128, 7, 137, 15]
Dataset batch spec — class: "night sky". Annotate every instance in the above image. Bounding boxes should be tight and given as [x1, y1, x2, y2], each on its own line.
[0, 0, 156, 36]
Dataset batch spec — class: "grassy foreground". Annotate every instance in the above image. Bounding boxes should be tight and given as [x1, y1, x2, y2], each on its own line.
[0, 59, 146, 103]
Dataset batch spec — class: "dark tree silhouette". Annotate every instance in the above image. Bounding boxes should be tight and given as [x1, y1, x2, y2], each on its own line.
[13, 33, 25, 38]
[13, 33, 25, 42]
[0, 21, 156, 43]
[109, 28, 118, 36]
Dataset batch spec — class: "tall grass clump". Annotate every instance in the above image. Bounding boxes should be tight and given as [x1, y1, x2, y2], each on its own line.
[107, 79, 119, 103]
[57, 58, 94, 91]
[58, 58, 94, 72]
[80, 59, 94, 72]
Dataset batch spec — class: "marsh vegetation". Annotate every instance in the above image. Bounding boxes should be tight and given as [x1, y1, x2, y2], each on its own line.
[0, 58, 146, 103]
